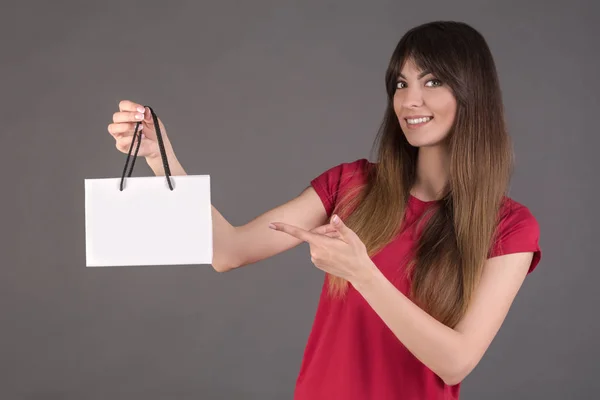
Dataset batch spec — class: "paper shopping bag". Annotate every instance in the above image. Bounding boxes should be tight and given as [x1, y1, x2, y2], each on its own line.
[84, 106, 213, 267]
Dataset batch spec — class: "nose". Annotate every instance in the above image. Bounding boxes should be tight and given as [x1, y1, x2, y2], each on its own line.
[400, 85, 424, 109]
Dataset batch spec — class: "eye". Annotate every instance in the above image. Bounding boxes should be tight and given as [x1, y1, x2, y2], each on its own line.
[396, 81, 407, 89]
[425, 79, 442, 87]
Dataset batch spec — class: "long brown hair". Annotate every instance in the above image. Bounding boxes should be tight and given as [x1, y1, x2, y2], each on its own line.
[328, 21, 513, 328]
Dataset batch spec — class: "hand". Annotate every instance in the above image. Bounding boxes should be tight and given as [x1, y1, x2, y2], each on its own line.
[107, 100, 172, 161]
[269, 214, 375, 285]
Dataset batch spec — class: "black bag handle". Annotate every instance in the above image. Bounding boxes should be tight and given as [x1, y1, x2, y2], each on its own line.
[119, 105, 174, 191]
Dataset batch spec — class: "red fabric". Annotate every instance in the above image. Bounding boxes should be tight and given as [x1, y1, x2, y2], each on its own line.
[294, 158, 542, 400]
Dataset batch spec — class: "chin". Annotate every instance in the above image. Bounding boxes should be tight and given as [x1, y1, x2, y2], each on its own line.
[403, 133, 448, 148]
[400, 120, 450, 146]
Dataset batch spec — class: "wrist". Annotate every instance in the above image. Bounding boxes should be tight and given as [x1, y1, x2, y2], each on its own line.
[350, 258, 382, 292]
[146, 150, 173, 165]
[146, 148, 178, 175]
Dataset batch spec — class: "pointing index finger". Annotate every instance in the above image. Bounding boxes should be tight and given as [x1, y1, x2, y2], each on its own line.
[269, 222, 319, 243]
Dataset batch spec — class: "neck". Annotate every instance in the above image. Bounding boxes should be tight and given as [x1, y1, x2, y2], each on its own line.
[411, 145, 449, 202]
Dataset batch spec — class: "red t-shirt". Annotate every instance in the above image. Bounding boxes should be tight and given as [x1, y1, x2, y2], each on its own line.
[293, 158, 541, 400]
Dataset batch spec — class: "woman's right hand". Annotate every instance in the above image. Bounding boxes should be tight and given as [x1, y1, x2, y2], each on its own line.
[107, 100, 172, 161]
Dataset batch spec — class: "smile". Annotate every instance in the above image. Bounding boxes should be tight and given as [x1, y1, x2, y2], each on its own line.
[405, 116, 433, 127]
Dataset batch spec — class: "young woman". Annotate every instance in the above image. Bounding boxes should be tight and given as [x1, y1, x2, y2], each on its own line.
[107, 20, 541, 400]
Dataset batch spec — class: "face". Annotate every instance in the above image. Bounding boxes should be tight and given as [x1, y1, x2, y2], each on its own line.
[393, 58, 457, 148]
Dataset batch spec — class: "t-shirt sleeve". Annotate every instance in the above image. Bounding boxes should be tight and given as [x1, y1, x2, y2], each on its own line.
[488, 202, 542, 274]
[310, 158, 369, 218]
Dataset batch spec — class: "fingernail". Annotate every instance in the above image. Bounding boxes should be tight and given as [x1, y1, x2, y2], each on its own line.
[332, 215, 340, 224]
[137, 107, 145, 113]
[268, 223, 276, 230]
[135, 113, 143, 120]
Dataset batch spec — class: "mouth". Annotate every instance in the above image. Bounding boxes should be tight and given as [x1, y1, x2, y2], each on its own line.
[404, 116, 433, 128]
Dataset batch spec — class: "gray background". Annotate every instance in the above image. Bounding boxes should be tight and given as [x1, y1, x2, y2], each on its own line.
[1, 0, 598, 399]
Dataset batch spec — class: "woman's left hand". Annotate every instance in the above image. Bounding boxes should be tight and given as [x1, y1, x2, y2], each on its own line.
[269, 214, 374, 284]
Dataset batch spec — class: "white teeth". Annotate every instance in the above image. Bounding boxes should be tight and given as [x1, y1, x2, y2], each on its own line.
[406, 117, 432, 124]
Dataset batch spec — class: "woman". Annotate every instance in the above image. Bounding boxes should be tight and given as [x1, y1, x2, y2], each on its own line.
[107, 20, 541, 400]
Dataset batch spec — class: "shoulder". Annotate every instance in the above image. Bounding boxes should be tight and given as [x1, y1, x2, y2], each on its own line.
[314, 158, 373, 179]
[309, 158, 373, 216]
[310, 158, 373, 188]
[490, 196, 542, 273]
[497, 197, 540, 236]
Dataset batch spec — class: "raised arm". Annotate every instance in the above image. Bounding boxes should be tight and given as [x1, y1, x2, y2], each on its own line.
[108, 100, 328, 273]
[223, 185, 328, 271]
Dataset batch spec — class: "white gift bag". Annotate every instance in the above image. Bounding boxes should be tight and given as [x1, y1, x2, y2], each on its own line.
[84, 106, 213, 267]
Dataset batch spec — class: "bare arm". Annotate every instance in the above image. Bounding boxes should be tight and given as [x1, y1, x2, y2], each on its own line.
[229, 185, 328, 270]
[147, 156, 327, 271]
[109, 100, 327, 273]
[352, 251, 533, 385]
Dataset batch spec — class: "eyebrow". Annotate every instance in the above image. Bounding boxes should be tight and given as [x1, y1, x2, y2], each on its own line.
[397, 70, 432, 80]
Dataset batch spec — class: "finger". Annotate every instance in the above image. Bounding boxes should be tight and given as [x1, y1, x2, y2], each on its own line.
[115, 136, 135, 153]
[113, 111, 145, 124]
[270, 222, 320, 244]
[310, 223, 338, 235]
[115, 135, 147, 154]
[330, 214, 355, 242]
[143, 106, 153, 122]
[119, 100, 146, 113]
[108, 122, 142, 137]
[323, 231, 341, 239]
